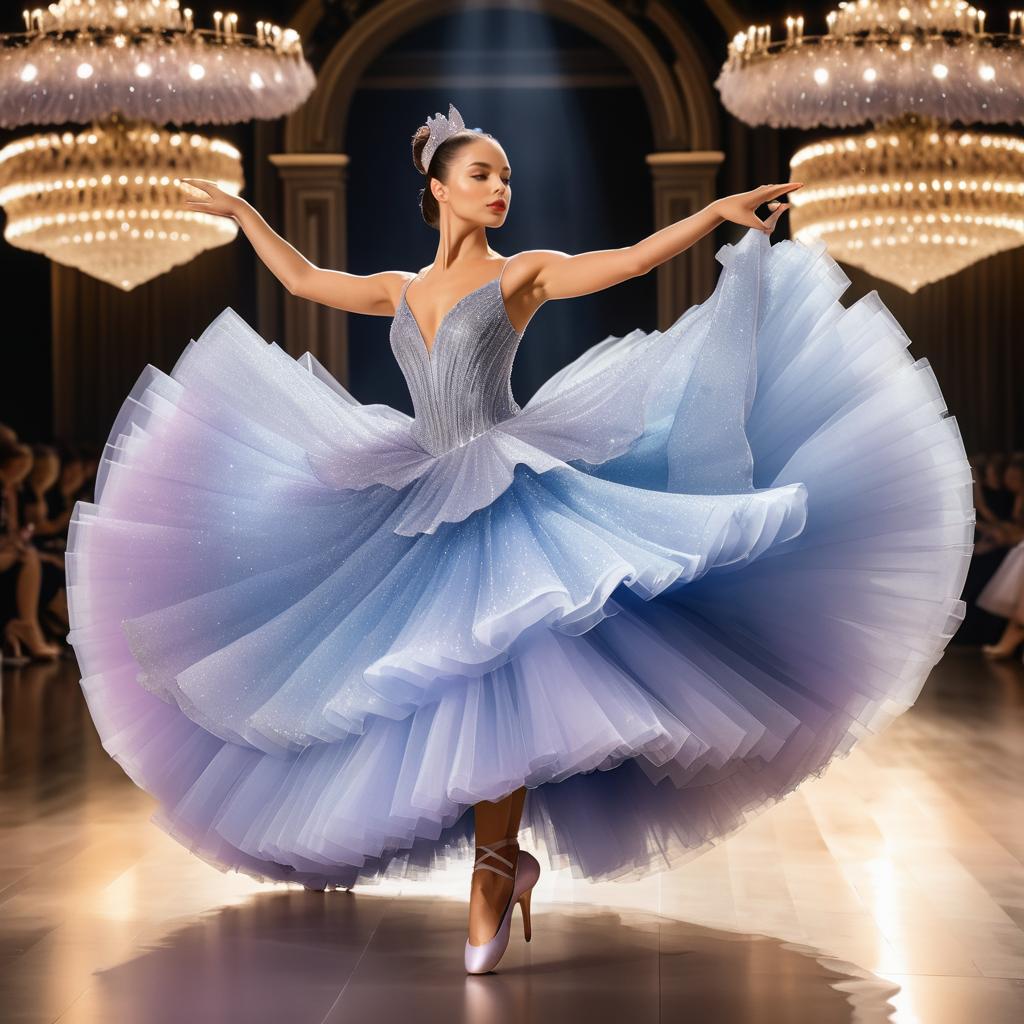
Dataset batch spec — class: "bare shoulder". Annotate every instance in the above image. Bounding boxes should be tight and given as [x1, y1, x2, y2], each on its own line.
[500, 251, 571, 332]
[502, 249, 569, 296]
[378, 269, 418, 315]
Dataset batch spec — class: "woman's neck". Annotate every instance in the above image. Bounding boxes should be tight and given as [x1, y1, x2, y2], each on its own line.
[431, 224, 495, 271]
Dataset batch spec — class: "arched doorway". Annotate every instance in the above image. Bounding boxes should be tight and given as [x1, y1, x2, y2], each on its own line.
[275, 0, 724, 385]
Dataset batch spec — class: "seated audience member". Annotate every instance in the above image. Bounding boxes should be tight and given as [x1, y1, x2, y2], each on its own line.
[975, 455, 1024, 657]
[0, 439, 61, 662]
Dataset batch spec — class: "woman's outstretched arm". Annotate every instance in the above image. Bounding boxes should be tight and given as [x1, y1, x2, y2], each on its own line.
[521, 183, 802, 303]
[178, 178, 403, 315]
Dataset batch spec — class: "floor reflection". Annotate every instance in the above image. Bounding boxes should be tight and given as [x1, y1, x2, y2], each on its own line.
[2, 649, 1023, 1022]
[55, 890, 897, 1024]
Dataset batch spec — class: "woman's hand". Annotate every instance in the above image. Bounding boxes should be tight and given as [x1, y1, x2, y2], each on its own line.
[178, 177, 242, 221]
[713, 183, 803, 235]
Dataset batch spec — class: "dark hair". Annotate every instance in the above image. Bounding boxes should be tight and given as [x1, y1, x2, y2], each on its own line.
[0, 439, 30, 471]
[411, 125, 497, 229]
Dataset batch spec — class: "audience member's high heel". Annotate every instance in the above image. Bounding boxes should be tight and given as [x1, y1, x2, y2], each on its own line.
[464, 837, 541, 974]
[38, 608, 75, 658]
[981, 619, 1024, 659]
[3, 618, 61, 661]
[981, 642, 1022, 659]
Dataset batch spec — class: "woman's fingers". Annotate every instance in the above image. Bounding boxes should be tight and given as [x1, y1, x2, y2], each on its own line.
[765, 201, 790, 228]
[180, 177, 214, 196]
[757, 183, 803, 202]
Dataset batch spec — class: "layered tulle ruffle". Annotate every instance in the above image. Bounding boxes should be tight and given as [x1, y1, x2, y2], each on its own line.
[65, 227, 975, 887]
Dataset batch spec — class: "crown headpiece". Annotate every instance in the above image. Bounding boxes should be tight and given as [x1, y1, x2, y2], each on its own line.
[419, 103, 469, 174]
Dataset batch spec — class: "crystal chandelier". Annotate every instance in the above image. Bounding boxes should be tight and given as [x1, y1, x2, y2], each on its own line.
[716, 0, 1024, 128]
[790, 113, 1024, 292]
[0, 116, 243, 291]
[0, 2, 314, 127]
[0, 1, 315, 290]
[714, 1, 1024, 291]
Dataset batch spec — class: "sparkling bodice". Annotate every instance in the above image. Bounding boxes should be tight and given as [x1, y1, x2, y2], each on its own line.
[389, 259, 524, 457]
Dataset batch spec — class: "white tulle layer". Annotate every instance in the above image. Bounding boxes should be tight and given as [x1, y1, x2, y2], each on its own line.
[975, 540, 1024, 620]
[64, 227, 975, 886]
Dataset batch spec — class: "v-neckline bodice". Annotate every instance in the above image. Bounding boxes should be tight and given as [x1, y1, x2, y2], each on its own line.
[400, 259, 513, 360]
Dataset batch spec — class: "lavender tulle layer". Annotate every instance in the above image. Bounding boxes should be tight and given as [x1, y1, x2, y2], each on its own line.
[64, 228, 975, 888]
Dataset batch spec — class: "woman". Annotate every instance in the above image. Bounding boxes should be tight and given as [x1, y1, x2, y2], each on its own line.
[0, 440, 61, 662]
[65, 104, 974, 974]
[976, 455, 1024, 658]
[17, 443, 71, 643]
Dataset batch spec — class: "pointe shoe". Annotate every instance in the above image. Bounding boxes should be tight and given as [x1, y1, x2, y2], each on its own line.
[3, 619, 60, 662]
[464, 837, 541, 975]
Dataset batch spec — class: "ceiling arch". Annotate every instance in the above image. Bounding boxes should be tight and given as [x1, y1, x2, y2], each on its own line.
[283, 0, 726, 153]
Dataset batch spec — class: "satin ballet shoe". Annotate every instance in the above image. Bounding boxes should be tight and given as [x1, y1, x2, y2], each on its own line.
[3, 619, 61, 662]
[464, 837, 541, 975]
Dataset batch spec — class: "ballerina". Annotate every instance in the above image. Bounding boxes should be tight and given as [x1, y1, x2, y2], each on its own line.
[66, 103, 973, 976]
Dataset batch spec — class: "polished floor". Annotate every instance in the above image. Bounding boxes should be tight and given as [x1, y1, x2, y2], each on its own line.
[1, 644, 1022, 1023]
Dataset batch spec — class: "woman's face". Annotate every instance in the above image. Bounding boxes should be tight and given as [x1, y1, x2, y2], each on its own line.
[1005, 465, 1023, 493]
[986, 462, 1004, 488]
[433, 138, 511, 228]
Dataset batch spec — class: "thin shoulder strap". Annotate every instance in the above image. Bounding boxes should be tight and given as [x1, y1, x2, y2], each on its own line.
[496, 255, 515, 298]
[399, 270, 419, 304]
[397, 269, 424, 312]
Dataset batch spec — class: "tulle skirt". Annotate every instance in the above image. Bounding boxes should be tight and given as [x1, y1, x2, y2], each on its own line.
[65, 228, 975, 888]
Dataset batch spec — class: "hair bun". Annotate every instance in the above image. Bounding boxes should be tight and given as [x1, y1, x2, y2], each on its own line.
[411, 124, 431, 176]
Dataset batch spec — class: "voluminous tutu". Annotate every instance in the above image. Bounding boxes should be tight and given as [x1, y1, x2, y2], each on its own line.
[65, 228, 975, 888]
[976, 540, 1024, 622]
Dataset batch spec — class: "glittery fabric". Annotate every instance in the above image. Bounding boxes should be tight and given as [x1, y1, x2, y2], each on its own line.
[64, 226, 975, 888]
[303, 255, 663, 536]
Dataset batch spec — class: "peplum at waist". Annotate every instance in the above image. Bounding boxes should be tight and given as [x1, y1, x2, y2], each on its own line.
[410, 395, 522, 458]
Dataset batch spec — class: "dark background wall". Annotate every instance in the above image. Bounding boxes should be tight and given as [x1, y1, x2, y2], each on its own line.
[2, 0, 1021, 452]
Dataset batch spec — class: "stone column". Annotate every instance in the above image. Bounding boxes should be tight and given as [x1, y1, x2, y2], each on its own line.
[267, 153, 350, 383]
[645, 151, 726, 328]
